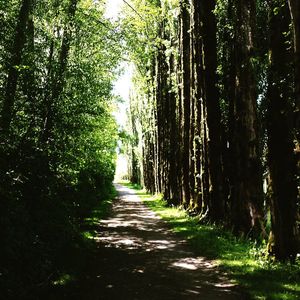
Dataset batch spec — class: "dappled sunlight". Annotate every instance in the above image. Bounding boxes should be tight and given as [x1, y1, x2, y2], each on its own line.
[53, 274, 75, 286]
[214, 282, 237, 288]
[171, 257, 216, 271]
[87, 184, 244, 299]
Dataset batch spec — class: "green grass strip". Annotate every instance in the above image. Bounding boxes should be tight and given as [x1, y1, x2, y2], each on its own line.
[123, 182, 300, 300]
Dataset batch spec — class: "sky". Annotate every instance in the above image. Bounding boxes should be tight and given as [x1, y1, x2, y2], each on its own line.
[105, 0, 132, 179]
[104, 0, 123, 20]
[112, 63, 133, 128]
[105, 0, 132, 128]
[113, 63, 132, 180]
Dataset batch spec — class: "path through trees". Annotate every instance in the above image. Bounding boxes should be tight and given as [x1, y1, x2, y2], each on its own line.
[48, 184, 248, 300]
[0, 0, 299, 298]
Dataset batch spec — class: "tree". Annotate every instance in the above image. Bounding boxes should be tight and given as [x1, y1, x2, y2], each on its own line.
[199, 0, 225, 222]
[179, 0, 191, 206]
[288, 0, 300, 131]
[41, 0, 79, 144]
[228, 0, 264, 236]
[0, 0, 32, 134]
[121, 0, 299, 260]
[267, 0, 298, 261]
[0, 0, 122, 296]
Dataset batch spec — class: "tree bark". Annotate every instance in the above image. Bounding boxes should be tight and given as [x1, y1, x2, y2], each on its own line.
[180, 0, 191, 206]
[288, 0, 300, 112]
[168, 54, 180, 204]
[191, 0, 205, 212]
[201, 0, 225, 222]
[267, 0, 298, 261]
[229, 0, 264, 236]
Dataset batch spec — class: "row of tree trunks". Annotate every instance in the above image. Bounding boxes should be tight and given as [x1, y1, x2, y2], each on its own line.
[130, 0, 299, 261]
[129, 95, 140, 184]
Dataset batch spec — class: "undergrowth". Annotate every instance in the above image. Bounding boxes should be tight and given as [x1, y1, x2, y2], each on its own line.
[47, 185, 118, 295]
[0, 178, 117, 300]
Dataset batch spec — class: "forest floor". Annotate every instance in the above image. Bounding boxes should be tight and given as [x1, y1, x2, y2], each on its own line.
[48, 184, 249, 299]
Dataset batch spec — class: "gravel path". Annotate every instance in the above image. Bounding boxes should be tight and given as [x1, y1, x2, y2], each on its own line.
[55, 184, 249, 299]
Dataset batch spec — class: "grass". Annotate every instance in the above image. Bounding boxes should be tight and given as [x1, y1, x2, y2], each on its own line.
[81, 196, 115, 239]
[123, 182, 300, 300]
[49, 187, 118, 290]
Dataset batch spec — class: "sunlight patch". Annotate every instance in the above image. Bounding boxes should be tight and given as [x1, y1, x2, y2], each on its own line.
[171, 257, 215, 271]
[53, 274, 74, 286]
[119, 239, 135, 245]
[214, 282, 236, 288]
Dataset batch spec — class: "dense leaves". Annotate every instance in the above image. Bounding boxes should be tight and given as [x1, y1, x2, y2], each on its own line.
[0, 0, 299, 298]
[0, 0, 121, 298]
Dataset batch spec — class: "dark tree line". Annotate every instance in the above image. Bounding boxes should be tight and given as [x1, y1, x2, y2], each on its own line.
[123, 0, 299, 261]
[0, 0, 121, 297]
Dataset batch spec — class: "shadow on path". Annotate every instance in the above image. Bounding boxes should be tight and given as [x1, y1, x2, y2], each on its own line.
[50, 184, 249, 299]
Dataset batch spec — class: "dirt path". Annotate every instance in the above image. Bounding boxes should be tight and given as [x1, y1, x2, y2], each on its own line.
[59, 184, 248, 299]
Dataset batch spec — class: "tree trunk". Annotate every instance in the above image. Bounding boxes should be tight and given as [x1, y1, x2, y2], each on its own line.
[168, 54, 180, 204]
[180, 0, 191, 206]
[229, 0, 264, 236]
[191, 0, 205, 212]
[1, 0, 32, 133]
[288, 0, 300, 112]
[267, 0, 298, 261]
[201, 0, 225, 222]
[189, 1, 196, 208]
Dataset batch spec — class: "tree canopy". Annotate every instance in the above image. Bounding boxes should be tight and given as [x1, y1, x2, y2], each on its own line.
[0, 0, 299, 298]
[0, 0, 121, 297]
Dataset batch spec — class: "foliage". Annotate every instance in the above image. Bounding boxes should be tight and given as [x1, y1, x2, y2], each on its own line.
[0, 0, 121, 298]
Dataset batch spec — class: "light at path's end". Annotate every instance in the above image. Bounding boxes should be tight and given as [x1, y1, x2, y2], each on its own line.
[104, 0, 123, 20]
[114, 153, 128, 181]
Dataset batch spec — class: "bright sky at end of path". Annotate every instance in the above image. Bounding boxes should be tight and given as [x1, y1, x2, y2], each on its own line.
[105, 0, 133, 128]
[105, 0, 131, 178]
[105, 0, 123, 20]
[113, 63, 133, 127]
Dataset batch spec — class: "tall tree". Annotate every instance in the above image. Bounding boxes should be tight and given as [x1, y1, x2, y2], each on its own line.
[201, 0, 225, 222]
[0, 0, 32, 134]
[168, 53, 180, 204]
[42, 0, 78, 144]
[267, 0, 298, 261]
[228, 0, 264, 236]
[0, 0, 122, 296]
[179, 0, 191, 206]
[288, 0, 300, 118]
